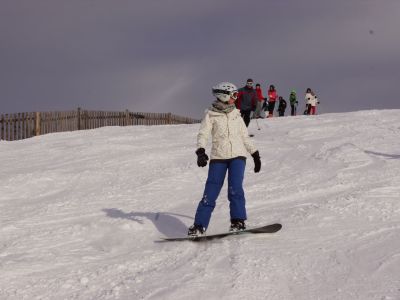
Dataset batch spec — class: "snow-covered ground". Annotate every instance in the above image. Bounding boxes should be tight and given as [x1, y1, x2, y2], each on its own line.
[1, 110, 400, 300]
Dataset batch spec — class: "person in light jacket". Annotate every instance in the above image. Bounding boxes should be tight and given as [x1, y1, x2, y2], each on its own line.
[188, 82, 261, 237]
[305, 88, 319, 115]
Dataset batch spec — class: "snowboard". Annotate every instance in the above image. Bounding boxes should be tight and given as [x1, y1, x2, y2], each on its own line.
[158, 223, 282, 242]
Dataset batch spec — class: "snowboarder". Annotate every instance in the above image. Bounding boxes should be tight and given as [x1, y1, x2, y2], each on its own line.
[305, 88, 319, 115]
[236, 79, 257, 127]
[267, 85, 278, 118]
[277, 96, 287, 117]
[188, 82, 261, 237]
[289, 90, 298, 116]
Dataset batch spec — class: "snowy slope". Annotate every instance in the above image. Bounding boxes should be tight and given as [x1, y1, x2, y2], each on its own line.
[1, 110, 400, 300]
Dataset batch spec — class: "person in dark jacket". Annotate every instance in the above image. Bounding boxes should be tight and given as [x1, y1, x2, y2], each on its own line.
[277, 96, 287, 117]
[236, 78, 257, 127]
[289, 90, 298, 116]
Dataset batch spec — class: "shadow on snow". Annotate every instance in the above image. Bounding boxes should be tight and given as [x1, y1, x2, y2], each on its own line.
[102, 208, 193, 238]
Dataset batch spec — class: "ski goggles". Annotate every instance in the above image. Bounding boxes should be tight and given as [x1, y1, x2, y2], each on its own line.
[212, 89, 239, 100]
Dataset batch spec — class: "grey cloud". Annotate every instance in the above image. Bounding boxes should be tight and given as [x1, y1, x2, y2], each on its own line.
[1, 0, 399, 117]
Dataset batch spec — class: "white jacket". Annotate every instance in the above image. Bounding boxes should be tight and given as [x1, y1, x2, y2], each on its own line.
[197, 108, 257, 160]
[305, 93, 319, 106]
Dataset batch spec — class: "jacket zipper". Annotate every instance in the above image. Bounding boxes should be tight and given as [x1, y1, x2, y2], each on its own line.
[227, 113, 233, 156]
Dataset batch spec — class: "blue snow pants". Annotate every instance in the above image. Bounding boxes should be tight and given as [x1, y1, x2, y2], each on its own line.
[194, 158, 247, 229]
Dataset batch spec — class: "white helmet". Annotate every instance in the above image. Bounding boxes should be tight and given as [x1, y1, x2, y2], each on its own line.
[212, 82, 238, 103]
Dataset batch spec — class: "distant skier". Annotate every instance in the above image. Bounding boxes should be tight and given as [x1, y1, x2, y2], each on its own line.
[188, 82, 261, 237]
[262, 97, 269, 113]
[236, 79, 257, 127]
[305, 88, 319, 115]
[277, 96, 287, 117]
[254, 83, 266, 118]
[267, 85, 278, 118]
[289, 90, 298, 116]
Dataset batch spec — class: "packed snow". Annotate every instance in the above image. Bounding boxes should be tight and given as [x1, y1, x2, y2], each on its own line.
[1, 110, 400, 300]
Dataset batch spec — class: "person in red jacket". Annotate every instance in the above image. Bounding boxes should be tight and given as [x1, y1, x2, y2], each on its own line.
[267, 85, 278, 118]
[254, 83, 266, 118]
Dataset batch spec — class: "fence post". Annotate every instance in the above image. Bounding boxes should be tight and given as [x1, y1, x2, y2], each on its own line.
[84, 110, 88, 130]
[125, 109, 130, 126]
[35, 112, 41, 136]
[167, 113, 172, 124]
[0, 114, 3, 140]
[77, 107, 81, 130]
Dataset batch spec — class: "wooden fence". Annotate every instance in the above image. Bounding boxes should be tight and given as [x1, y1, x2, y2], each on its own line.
[0, 108, 200, 141]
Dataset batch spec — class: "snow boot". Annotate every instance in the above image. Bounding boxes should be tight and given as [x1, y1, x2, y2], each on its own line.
[187, 224, 206, 237]
[229, 219, 246, 232]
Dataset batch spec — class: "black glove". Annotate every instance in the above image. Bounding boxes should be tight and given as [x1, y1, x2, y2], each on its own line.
[251, 151, 261, 173]
[195, 148, 209, 167]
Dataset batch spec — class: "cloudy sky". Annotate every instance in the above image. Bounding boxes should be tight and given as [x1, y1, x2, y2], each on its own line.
[1, 0, 399, 118]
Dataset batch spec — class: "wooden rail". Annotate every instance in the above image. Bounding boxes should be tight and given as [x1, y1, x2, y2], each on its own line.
[0, 109, 200, 141]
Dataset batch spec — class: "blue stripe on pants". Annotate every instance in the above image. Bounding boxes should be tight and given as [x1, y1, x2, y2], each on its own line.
[194, 158, 247, 229]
